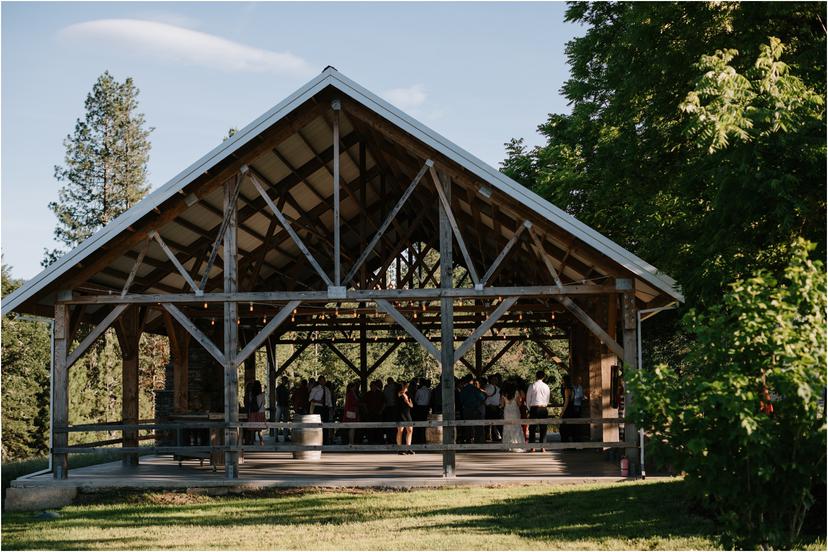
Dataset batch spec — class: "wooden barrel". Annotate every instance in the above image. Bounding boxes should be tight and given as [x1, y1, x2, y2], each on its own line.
[426, 413, 443, 445]
[292, 414, 323, 460]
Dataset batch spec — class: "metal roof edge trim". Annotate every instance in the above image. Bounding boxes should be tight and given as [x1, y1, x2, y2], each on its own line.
[325, 71, 684, 302]
[1, 69, 339, 316]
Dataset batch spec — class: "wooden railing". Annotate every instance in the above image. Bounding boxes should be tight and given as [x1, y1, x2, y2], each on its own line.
[54, 417, 630, 455]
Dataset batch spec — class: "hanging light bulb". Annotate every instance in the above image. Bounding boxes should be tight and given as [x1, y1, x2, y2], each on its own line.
[262, 315, 267, 324]
[413, 312, 418, 320]
[211, 318, 215, 326]
[236, 318, 240, 325]
[249, 302, 253, 312]
[203, 302, 208, 309]
[421, 303, 426, 312]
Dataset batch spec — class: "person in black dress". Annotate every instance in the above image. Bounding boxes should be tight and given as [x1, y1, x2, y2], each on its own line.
[396, 381, 414, 454]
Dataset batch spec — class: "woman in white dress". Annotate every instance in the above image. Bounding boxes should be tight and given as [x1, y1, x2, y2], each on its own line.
[500, 381, 526, 452]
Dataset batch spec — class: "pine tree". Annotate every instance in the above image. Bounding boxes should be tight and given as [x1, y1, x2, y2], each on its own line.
[44, 71, 152, 266]
[40, 72, 166, 437]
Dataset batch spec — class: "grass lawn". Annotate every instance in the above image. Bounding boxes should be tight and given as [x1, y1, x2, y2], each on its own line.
[4, 479, 824, 550]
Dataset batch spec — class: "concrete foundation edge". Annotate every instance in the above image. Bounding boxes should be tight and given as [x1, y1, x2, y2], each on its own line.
[5, 486, 78, 512]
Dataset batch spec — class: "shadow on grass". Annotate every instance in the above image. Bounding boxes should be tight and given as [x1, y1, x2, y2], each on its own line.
[420, 480, 718, 544]
[1, 480, 728, 550]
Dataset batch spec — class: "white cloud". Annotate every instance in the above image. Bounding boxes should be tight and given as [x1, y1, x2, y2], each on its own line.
[382, 84, 427, 111]
[60, 19, 314, 76]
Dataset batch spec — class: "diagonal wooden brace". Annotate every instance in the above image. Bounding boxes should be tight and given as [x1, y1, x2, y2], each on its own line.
[150, 231, 201, 294]
[430, 166, 480, 286]
[528, 230, 624, 357]
[162, 303, 226, 365]
[481, 220, 530, 286]
[375, 299, 440, 363]
[345, 160, 433, 285]
[454, 297, 518, 363]
[235, 300, 301, 367]
[66, 304, 129, 369]
[199, 176, 242, 291]
[244, 165, 334, 287]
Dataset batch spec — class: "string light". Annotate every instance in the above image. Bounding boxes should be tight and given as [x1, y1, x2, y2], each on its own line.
[203, 302, 208, 309]
[211, 318, 215, 326]
[249, 302, 253, 312]
[236, 318, 240, 325]
[262, 315, 267, 324]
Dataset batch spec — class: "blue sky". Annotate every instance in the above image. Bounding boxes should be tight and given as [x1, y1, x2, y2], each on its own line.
[1, 2, 581, 281]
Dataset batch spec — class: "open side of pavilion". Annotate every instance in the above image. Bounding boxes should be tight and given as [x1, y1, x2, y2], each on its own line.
[3, 67, 682, 487]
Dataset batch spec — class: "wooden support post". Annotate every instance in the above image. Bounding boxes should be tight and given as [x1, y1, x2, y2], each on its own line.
[266, 338, 277, 437]
[52, 296, 71, 479]
[439, 171, 456, 478]
[359, 308, 368, 394]
[164, 313, 190, 412]
[582, 297, 619, 443]
[223, 177, 240, 479]
[332, 99, 341, 286]
[114, 305, 142, 466]
[621, 288, 639, 475]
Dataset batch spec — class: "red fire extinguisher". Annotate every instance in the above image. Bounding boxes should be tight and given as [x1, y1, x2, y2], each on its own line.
[620, 456, 629, 477]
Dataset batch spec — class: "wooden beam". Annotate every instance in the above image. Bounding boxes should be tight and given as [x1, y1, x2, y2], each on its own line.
[162, 303, 225, 365]
[482, 339, 517, 374]
[235, 300, 301, 367]
[114, 305, 142, 466]
[375, 299, 440, 363]
[344, 160, 432, 285]
[326, 342, 359, 374]
[53, 298, 70, 479]
[150, 231, 200, 293]
[198, 176, 242, 291]
[222, 179, 240, 479]
[332, 99, 341, 286]
[369, 341, 401, 373]
[528, 225, 564, 288]
[430, 166, 479, 286]
[438, 168, 457, 478]
[481, 221, 529, 286]
[65, 304, 129, 369]
[453, 297, 518, 363]
[64, 283, 619, 305]
[245, 166, 333, 287]
[121, 239, 150, 297]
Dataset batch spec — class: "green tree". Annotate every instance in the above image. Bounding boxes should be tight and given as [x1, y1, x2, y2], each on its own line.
[629, 240, 826, 548]
[501, 3, 825, 309]
[44, 70, 152, 266]
[1, 265, 51, 460]
[41, 72, 164, 442]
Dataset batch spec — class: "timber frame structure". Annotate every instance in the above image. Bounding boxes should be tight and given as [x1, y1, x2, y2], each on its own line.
[3, 68, 682, 480]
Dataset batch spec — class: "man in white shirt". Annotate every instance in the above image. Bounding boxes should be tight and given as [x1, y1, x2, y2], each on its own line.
[413, 378, 431, 444]
[526, 370, 551, 452]
[484, 374, 502, 442]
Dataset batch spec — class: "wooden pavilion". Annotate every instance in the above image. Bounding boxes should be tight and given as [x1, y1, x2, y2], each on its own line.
[2, 67, 682, 481]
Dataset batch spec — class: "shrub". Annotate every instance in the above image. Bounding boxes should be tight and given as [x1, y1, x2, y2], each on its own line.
[630, 239, 826, 549]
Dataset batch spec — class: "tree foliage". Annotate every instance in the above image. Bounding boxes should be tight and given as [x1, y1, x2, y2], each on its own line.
[1, 265, 51, 461]
[45, 71, 152, 266]
[500, 3, 827, 545]
[501, 2, 825, 309]
[629, 240, 826, 548]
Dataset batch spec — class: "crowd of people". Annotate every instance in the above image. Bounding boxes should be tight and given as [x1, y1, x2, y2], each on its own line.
[243, 371, 586, 453]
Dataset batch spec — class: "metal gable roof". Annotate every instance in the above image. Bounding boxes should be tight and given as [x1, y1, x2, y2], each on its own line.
[2, 67, 682, 317]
